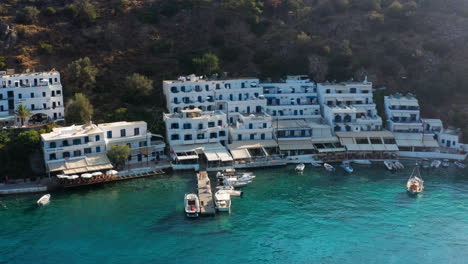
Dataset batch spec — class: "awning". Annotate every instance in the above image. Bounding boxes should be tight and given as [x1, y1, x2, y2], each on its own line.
[227, 140, 278, 150]
[230, 149, 251, 160]
[394, 133, 439, 148]
[204, 151, 219, 161]
[48, 154, 113, 174]
[278, 140, 315, 151]
[176, 155, 199, 161]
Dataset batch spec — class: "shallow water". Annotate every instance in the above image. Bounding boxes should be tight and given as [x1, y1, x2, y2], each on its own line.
[1, 164, 467, 264]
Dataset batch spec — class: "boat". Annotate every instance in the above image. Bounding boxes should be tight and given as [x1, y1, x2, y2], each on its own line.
[184, 193, 200, 217]
[393, 161, 405, 170]
[454, 161, 466, 169]
[310, 161, 323, 168]
[384, 160, 394, 171]
[406, 165, 424, 195]
[217, 170, 255, 180]
[340, 161, 354, 173]
[352, 160, 372, 165]
[295, 163, 305, 172]
[216, 185, 243, 197]
[430, 160, 441, 169]
[442, 159, 450, 168]
[421, 159, 430, 169]
[223, 177, 252, 188]
[37, 194, 51, 206]
[324, 163, 335, 172]
[214, 190, 231, 213]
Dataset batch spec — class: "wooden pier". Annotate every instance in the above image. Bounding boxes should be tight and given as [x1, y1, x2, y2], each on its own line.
[197, 171, 216, 216]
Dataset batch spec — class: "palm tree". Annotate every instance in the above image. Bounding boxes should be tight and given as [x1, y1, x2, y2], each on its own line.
[15, 104, 31, 127]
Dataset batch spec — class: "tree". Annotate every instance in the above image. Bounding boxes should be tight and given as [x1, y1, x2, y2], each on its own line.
[0, 130, 10, 149]
[192, 53, 220, 75]
[15, 130, 40, 153]
[15, 105, 31, 127]
[16, 6, 40, 24]
[66, 93, 94, 124]
[124, 73, 154, 103]
[38, 44, 54, 55]
[0, 57, 6, 70]
[65, 0, 98, 26]
[66, 57, 98, 94]
[107, 144, 130, 168]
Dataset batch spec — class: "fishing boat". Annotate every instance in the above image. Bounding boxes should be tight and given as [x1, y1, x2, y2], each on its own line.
[184, 193, 200, 217]
[442, 159, 450, 168]
[295, 163, 305, 173]
[384, 160, 394, 171]
[430, 160, 441, 169]
[454, 161, 466, 169]
[37, 194, 51, 206]
[406, 165, 424, 195]
[340, 161, 354, 173]
[324, 163, 335, 172]
[421, 159, 430, 169]
[216, 185, 243, 197]
[393, 161, 405, 170]
[214, 190, 231, 213]
[352, 160, 372, 165]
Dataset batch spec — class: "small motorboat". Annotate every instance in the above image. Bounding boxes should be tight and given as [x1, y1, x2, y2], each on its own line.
[393, 161, 405, 170]
[340, 161, 354, 173]
[184, 193, 200, 217]
[216, 185, 243, 197]
[295, 163, 305, 173]
[442, 159, 450, 168]
[223, 177, 252, 188]
[421, 159, 430, 169]
[430, 160, 441, 169]
[324, 163, 335, 172]
[407, 165, 424, 195]
[384, 160, 394, 171]
[310, 161, 323, 168]
[214, 190, 231, 213]
[352, 160, 372, 165]
[454, 161, 466, 169]
[37, 194, 51, 206]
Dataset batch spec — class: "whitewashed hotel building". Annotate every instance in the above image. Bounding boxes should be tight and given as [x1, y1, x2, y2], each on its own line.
[228, 112, 274, 142]
[0, 70, 64, 126]
[384, 93, 423, 133]
[260, 75, 321, 120]
[41, 121, 166, 175]
[317, 79, 382, 133]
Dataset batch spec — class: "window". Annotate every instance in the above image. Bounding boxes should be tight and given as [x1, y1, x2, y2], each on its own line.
[120, 129, 126, 137]
[84, 148, 92, 154]
[49, 142, 56, 148]
[18, 93, 22, 99]
[128, 155, 132, 161]
[84, 136, 89, 143]
[198, 123, 203, 129]
[171, 134, 179, 140]
[139, 141, 147, 147]
[219, 131, 226, 137]
[54, 78, 58, 83]
[49, 153, 56, 160]
[184, 134, 192, 141]
[261, 133, 265, 140]
[72, 138, 81, 145]
[95, 135, 100, 141]
[237, 135, 242, 140]
[208, 122, 215, 128]
[73, 150, 81, 157]
[249, 124, 253, 129]
[107, 131, 113, 138]
[30, 92, 34, 98]
[210, 132, 217, 139]
[171, 86, 178, 93]
[62, 140, 69, 147]
[250, 134, 255, 140]
[183, 123, 192, 129]
[63, 152, 70, 159]
[134, 127, 140, 135]
[96, 146, 101, 153]
[171, 123, 179, 129]
[263, 123, 267, 128]
[218, 120, 222, 126]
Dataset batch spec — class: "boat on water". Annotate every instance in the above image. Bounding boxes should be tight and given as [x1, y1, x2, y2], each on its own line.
[310, 161, 323, 168]
[421, 159, 431, 169]
[393, 161, 405, 170]
[454, 161, 466, 169]
[37, 194, 51, 206]
[184, 193, 200, 217]
[216, 185, 243, 197]
[324, 163, 335, 172]
[223, 177, 252, 188]
[214, 190, 231, 213]
[340, 161, 354, 173]
[217, 169, 255, 181]
[431, 160, 441, 169]
[295, 163, 305, 172]
[442, 159, 450, 168]
[384, 160, 394, 171]
[352, 160, 372, 165]
[406, 165, 424, 195]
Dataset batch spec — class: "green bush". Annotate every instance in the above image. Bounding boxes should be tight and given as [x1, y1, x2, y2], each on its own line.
[0, 57, 6, 71]
[16, 6, 40, 24]
[38, 44, 53, 55]
[44, 7, 57, 16]
[192, 53, 220, 75]
[65, 0, 98, 26]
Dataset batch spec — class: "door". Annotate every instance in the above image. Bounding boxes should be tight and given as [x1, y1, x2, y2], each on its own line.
[446, 140, 451, 147]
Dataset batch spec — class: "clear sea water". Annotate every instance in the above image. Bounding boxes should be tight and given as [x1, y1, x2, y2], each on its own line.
[1, 164, 467, 264]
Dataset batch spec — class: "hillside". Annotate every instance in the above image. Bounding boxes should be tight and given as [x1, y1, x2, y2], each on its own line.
[1, 0, 468, 137]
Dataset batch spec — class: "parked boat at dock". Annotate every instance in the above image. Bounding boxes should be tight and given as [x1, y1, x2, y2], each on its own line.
[454, 161, 466, 169]
[431, 160, 441, 169]
[295, 163, 305, 173]
[442, 159, 450, 168]
[214, 190, 231, 213]
[184, 193, 200, 217]
[384, 160, 394, 171]
[393, 161, 405, 170]
[310, 161, 323, 168]
[340, 161, 354, 173]
[37, 194, 51, 206]
[352, 160, 372, 165]
[222, 177, 252, 188]
[216, 185, 243, 197]
[406, 165, 424, 195]
[324, 163, 335, 172]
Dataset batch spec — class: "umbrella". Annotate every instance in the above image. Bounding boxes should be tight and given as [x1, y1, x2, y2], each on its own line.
[69, 175, 79, 180]
[56, 174, 68, 179]
[91, 172, 103, 177]
[106, 170, 118, 175]
[81, 173, 93, 179]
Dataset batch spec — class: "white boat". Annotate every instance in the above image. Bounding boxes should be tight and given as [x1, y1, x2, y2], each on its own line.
[384, 160, 394, 171]
[393, 161, 405, 170]
[214, 190, 231, 212]
[454, 161, 466, 169]
[421, 159, 430, 169]
[223, 177, 252, 187]
[37, 194, 51, 206]
[352, 160, 372, 165]
[216, 185, 243, 197]
[442, 159, 450, 168]
[324, 163, 335, 172]
[295, 163, 305, 172]
[407, 165, 424, 195]
[430, 160, 441, 169]
[184, 193, 200, 217]
[217, 170, 255, 180]
[310, 161, 323, 168]
[340, 161, 354, 173]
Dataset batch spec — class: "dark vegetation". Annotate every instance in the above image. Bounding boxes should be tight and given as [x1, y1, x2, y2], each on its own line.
[1, 0, 468, 177]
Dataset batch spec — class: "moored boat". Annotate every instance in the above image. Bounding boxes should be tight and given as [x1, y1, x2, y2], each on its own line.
[407, 165, 424, 195]
[37, 194, 51, 206]
[184, 193, 200, 217]
[223, 177, 252, 188]
[295, 163, 305, 172]
[310, 161, 323, 168]
[454, 161, 466, 169]
[214, 190, 231, 213]
[384, 160, 394, 171]
[430, 160, 441, 169]
[352, 160, 372, 165]
[216, 185, 243, 197]
[393, 161, 405, 170]
[324, 163, 335, 172]
[442, 159, 450, 168]
[340, 161, 354, 173]
[421, 159, 430, 169]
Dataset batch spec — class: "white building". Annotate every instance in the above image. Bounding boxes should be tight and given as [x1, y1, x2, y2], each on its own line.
[162, 75, 266, 124]
[384, 93, 423, 133]
[0, 69, 64, 126]
[260, 75, 321, 120]
[228, 112, 274, 142]
[438, 127, 463, 151]
[318, 79, 382, 133]
[41, 121, 166, 175]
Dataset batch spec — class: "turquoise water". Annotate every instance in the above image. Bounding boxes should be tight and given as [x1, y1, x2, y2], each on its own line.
[1, 164, 468, 264]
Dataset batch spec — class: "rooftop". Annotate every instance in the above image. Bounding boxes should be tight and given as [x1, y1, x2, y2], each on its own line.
[41, 124, 103, 141]
[164, 74, 258, 83]
[0, 69, 60, 78]
[97, 121, 146, 128]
